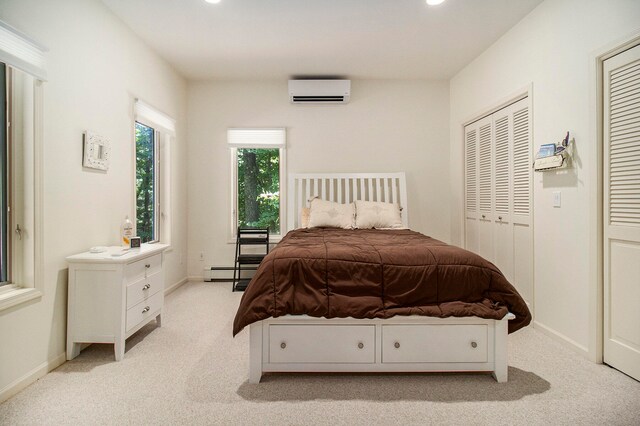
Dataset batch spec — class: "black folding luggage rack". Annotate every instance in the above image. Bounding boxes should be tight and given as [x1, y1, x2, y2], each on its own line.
[232, 227, 269, 292]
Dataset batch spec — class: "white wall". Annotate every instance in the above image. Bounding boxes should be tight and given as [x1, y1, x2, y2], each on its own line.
[188, 79, 450, 276]
[0, 0, 188, 398]
[449, 0, 640, 355]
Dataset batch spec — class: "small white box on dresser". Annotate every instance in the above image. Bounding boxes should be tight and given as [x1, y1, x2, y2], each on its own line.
[66, 244, 168, 361]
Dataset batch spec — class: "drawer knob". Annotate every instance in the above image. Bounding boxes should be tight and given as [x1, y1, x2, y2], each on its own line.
[394, 342, 400, 349]
[357, 342, 364, 349]
[142, 306, 150, 313]
[145, 264, 151, 269]
[142, 284, 151, 290]
[471, 341, 478, 349]
[280, 342, 286, 349]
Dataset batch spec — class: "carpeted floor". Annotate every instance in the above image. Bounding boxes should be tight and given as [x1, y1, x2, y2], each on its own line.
[1, 281, 639, 425]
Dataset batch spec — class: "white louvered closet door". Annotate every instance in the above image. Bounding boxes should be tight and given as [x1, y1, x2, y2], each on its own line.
[464, 97, 533, 308]
[476, 115, 494, 262]
[603, 44, 640, 381]
[510, 99, 533, 306]
[492, 107, 514, 282]
[464, 123, 479, 253]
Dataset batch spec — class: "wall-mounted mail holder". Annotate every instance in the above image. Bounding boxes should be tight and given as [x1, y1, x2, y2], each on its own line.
[534, 131, 573, 172]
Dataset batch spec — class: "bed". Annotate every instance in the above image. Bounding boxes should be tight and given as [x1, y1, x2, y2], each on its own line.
[233, 172, 531, 383]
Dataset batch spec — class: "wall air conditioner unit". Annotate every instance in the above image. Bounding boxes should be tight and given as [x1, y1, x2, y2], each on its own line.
[288, 79, 351, 104]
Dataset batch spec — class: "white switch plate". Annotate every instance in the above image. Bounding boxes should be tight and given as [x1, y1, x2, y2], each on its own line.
[553, 191, 561, 208]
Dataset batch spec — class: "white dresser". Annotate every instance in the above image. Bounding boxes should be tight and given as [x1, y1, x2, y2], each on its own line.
[66, 244, 168, 361]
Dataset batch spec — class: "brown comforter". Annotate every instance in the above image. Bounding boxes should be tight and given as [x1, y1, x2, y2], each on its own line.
[233, 228, 531, 336]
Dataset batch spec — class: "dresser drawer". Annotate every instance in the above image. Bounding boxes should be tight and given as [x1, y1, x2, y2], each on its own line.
[382, 324, 488, 363]
[126, 291, 163, 332]
[269, 325, 375, 364]
[126, 271, 163, 309]
[124, 253, 162, 284]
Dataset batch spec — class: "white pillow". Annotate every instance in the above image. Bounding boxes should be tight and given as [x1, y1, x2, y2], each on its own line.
[355, 200, 403, 229]
[308, 198, 355, 229]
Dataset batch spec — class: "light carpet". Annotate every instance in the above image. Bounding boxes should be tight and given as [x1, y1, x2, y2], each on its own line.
[1, 281, 639, 425]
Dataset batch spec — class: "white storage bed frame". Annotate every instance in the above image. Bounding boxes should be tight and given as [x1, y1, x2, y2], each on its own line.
[248, 172, 513, 383]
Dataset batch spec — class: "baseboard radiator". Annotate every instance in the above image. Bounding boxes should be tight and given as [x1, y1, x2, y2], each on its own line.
[204, 266, 258, 282]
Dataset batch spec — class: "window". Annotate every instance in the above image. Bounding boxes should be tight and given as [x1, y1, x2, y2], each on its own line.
[135, 121, 158, 243]
[0, 20, 46, 310]
[237, 148, 280, 232]
[134, 99, 174, 246]
[229, 128, 286, 239]
[1, 62, 41, 296]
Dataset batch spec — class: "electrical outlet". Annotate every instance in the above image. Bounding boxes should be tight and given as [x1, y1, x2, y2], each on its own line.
[199, 252, 204, 261]
[553, 191, 561, 208]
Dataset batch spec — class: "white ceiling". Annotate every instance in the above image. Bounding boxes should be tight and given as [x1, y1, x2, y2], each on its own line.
[101, 0, 543, 81]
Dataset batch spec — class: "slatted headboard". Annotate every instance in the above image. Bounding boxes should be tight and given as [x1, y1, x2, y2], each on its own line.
[287, 172, 408, 231]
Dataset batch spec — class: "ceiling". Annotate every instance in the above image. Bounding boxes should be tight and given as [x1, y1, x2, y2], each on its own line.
[101, 0, 543, 81]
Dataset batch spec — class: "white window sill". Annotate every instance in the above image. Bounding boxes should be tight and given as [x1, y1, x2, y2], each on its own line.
[0, 286, 43, 312]
[143, 241, 173, 253]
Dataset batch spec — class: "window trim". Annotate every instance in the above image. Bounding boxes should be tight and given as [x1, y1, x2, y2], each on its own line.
[0, 20, 46, 312]
[132, 99, 174, 249]
[229, 146, 286, 244]
[0, 75, 44, 312]
[1, 62, 9, 285]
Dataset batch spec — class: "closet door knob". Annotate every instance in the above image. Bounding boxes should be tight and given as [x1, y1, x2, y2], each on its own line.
[357, 342, 364, 349]
[498, 216, 502, 221]
[145, 264, 151, 269]
[142, 306, 150, 313]
[394, 342, 400, 349]
[481, 214, 486, 219]
[471, 341, 478, 349]
[142, 284, 151, 290]
[280, 342, 286, 349]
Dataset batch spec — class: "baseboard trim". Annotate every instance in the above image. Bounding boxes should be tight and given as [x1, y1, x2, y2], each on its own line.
[0, 352, 66, 403]
[164, 277, 188, 296]
[533, 321, 589, 358]
[187, 275, 205, 282]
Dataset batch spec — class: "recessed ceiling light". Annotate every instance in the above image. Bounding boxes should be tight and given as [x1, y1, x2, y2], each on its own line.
[426, 0, 446, 5]
[205, 0, 221, 4]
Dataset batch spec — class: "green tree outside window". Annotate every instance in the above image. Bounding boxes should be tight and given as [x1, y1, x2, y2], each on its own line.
[237, 148, 280, 234]
[135, 122, 155, 243]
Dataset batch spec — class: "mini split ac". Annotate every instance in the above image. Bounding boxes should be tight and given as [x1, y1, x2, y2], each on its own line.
[288, 79, 351, 104]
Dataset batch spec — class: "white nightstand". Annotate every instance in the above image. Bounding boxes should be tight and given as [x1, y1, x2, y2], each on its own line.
[66, 244, 168, 361]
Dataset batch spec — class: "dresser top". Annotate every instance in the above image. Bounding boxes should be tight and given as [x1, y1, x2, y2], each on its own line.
[66, 244, 168, 264]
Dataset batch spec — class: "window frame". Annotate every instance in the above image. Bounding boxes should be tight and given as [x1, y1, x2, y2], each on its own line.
[134, 119, 160, 244]
[0, 66, 44, 311]
[1, 62, 9, 286]
[0, 20, 46, 311]
[230, 145, 286, 243]
[132, 99, 174, 249]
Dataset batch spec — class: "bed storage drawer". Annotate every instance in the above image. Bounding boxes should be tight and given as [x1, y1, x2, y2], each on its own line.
[269, 325, 375, 364]
[381, 324, 488, 363]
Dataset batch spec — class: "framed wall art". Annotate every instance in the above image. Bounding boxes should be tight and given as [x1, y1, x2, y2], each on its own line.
[83, 131, 111, 171]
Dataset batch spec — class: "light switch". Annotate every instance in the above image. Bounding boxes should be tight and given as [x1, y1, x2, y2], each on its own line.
[553, 191, 561, 208]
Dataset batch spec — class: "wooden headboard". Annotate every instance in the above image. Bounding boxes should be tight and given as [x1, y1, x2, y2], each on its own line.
[287, 172, 408, 231]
